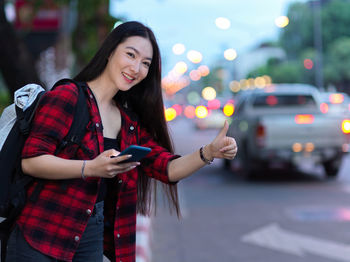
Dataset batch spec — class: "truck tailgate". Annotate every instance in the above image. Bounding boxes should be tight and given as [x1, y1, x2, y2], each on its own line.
[260, 114, 346, 149]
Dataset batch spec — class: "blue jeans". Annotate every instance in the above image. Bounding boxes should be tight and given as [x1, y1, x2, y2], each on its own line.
[6, 201, 104, 262]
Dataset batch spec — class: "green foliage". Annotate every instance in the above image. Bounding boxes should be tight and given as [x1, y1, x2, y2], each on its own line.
[72, 0, 118, 70]
[324, 37, 350, 88]
[0, 89, 10, 114]
[249, 0, 350, 91]
[279, 2, 314, 59]
[322, 0, 350, 53]
[248, 59, 304, 84]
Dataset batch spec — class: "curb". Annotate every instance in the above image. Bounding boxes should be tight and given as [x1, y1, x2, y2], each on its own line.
[136, 215, 152, 262]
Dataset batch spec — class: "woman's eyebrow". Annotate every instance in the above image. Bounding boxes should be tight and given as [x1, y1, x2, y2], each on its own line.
[126, 46, 152, 61]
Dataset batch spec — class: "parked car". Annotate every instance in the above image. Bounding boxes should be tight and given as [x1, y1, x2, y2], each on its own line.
[194, 108, 229, 129]
[225, 84, 350, 178]
[319, 91, 350, 117]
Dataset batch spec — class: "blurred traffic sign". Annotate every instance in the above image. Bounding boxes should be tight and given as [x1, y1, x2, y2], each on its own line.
[15, 0, 61, 31]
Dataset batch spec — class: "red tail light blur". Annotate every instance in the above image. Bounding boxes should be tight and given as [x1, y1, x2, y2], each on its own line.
[330, 93, 344, 104]
[295, 114, 314, 124]
[320, 103, 329, 114]
[256, 124, 265, 147]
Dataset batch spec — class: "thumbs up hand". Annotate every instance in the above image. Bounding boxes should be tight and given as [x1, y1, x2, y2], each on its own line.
[205, 120, 238, 160]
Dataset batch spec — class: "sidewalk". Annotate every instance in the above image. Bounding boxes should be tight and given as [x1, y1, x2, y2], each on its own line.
[103, 215, 152, 262]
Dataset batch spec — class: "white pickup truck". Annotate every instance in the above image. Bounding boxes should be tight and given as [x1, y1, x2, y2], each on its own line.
[226, 84, 350, 178]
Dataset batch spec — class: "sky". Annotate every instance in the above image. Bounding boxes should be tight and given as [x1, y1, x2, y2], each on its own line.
[110, 0, 306, 75]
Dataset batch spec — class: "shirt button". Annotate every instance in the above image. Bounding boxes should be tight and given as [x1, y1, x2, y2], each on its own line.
[86, 209, 92, 215]
[118, 179, 122, 184]
[129, 126, 134, 131]
[117, 234, 120, 238]
[116, 206, 120, 210]
[74, 236, 80, 242]
[89, 94, 93, 99]
[96, 123, 100, 128]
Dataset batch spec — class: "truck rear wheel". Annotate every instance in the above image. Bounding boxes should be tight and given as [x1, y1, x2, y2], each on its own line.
[323, 158, 341, 178]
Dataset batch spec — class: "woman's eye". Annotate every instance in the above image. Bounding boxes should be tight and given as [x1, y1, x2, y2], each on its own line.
[143, 61, 151, 67]
[127, 52, 135, 58]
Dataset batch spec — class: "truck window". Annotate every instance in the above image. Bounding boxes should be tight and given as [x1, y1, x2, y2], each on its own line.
[235, 98, 247, 114]
[252, 95, 316, 108]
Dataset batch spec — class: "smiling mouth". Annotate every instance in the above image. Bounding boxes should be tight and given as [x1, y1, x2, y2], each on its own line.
[122, 72, 136, 81]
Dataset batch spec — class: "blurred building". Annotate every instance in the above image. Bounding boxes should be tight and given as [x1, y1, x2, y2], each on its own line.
[14, 0, 76, 88]
[233, 43, 286, 80]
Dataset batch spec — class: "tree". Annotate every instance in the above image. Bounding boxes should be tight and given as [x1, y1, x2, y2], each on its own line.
[0, 0, 117, 101]
[324, 37, 350, 92]
[247, 0, 350, 92]
[0, 0, 42, 98]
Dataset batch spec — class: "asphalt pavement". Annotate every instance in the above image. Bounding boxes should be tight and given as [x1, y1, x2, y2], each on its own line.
[150, 118, 350, 262]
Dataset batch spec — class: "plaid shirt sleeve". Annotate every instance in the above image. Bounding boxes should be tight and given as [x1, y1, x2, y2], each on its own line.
[138, 125, 181, 183]
[22, 83, 78, 158]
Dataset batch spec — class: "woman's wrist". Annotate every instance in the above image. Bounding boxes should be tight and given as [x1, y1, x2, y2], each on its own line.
[81, 160, 87, 180]
[204, 144, 214, 161]
[200, 145, 214, 165]
[81, 160, 93, 179]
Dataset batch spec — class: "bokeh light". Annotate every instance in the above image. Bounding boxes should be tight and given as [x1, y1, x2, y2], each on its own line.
[215, 17, 231, 30]
[224, 48, 237, 61]
[184, 105, 196, 119]
[202, 86, 216, 101]
[172, 43, 186, 55]
[172, 104, 183, 116]
[174, 61, 188, 75]
[198, 65, 210, 76]
[165, 108, 177, 122]
[187, 91, 201, 105]
[207, 99, 221, 110]
[275, 16, 289, 28]
[223, 103, 235, 116]
[187, 50, 203, 63]
[304, 59, 314, 70]
[195, 106, 208, 119]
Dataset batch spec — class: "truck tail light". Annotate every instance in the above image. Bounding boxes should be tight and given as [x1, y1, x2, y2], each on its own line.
[295, 114, 314, 124]
[320, 103, 329, 114]
[256, 124, 265, 147]
[342, 120, 350, 134]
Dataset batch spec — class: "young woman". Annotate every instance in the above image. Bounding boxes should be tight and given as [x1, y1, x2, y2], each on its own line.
[6, 21, 237, 262]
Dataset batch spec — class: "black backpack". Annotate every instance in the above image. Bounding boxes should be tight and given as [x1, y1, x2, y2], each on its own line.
[0, 79, 90, 261]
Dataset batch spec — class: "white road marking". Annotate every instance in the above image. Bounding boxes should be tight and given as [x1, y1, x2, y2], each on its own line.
[241, 223, 350, 261]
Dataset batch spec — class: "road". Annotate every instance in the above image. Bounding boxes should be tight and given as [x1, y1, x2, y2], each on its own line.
[151, 118, 350, 262]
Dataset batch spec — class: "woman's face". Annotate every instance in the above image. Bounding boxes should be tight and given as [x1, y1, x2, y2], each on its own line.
[106, 36, 153, 91]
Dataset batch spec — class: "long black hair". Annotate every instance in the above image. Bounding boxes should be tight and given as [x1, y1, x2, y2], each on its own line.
[74, 21, 180, 217]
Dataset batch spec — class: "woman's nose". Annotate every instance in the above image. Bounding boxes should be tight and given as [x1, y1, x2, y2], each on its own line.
[130, 61, 141, 73]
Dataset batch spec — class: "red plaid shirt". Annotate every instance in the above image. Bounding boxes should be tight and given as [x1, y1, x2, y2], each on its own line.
[19, 82, 179, 262]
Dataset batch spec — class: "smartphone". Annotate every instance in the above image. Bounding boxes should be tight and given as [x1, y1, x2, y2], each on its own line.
[111, 145, 151, 163]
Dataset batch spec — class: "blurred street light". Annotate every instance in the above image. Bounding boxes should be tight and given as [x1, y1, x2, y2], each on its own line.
[274, 16, 289, 28]
[165, 107, 177, 122]
[174, 61, 188, 75]
[172, 43, 186, 55]
[187, 50, 202, 63]
[195, 106, 208, 119]
[198, 65, 210, 76]
[304, 59, 314, 70]
[189, 70, 201, 81]
[224, 48, 237, 61]
[215, 17, 231, 30]
[202, 86, 216, 101]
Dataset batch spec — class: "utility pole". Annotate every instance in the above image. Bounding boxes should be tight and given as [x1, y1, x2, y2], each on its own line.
[312, 0, 324, 91]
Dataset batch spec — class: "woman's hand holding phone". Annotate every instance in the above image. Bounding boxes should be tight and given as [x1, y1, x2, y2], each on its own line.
[83, 145, 151, 179]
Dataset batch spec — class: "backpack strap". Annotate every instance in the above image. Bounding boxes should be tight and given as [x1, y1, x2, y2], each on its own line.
[53, 79, 90, 155]
[29, 79, 90, 202]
